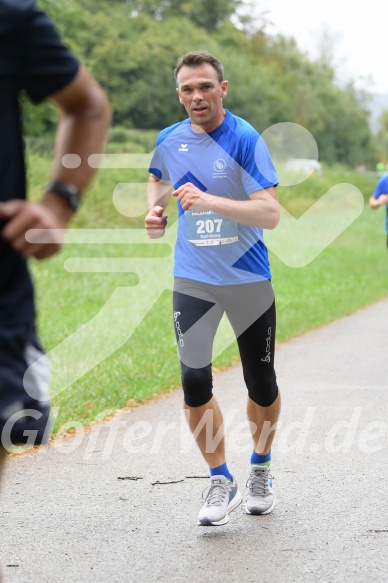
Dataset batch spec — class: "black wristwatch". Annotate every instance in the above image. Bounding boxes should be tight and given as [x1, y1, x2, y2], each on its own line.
[45, 181, 81, 212]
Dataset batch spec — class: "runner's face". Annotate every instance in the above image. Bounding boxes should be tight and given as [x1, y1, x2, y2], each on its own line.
[176, 63, 228, 133]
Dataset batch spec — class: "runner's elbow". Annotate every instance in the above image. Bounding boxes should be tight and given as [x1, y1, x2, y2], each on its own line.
[265, 206, 280, 229]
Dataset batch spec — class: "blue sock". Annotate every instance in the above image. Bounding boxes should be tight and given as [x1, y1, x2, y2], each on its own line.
[210, 462, 232, 481]
[251, 450, 271, 466]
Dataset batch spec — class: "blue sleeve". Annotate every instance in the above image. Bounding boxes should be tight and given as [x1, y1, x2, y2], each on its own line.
[240, 131, 278, 194]
[373, 177, 388, 198]
[148, 134, 170, 181]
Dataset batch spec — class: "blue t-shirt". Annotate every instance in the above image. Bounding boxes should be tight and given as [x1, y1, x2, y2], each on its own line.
[148, 111, 278, 285]
[372, 175, 388, 234]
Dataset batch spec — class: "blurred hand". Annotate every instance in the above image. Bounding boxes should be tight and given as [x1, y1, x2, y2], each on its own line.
[0, 199, 69, 259]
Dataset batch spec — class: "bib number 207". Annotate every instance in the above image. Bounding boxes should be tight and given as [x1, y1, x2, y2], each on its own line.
[196, 218, 222, 234]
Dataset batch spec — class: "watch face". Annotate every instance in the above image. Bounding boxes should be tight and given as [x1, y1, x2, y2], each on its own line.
[68, 185, 79, 196]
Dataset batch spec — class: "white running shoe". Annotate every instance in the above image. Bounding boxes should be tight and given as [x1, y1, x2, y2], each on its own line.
[197, 475, 242, 526]
[245, 465, 275, 515]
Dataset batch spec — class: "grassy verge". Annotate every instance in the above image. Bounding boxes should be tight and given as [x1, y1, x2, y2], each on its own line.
[27, 151, 387, 433]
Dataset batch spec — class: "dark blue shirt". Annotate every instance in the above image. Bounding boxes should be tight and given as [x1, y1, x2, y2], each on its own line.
[0, 0, 79, 326]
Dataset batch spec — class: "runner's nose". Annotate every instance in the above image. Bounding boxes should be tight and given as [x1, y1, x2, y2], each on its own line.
[192, 89, 204, 101]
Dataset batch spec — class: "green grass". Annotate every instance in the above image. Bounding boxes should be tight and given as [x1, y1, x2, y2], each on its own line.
[26, 149, 387, 433]
[272, 166, 388, 339]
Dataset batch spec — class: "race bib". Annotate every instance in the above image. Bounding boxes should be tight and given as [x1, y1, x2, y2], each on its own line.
[184, 211, 239, 246]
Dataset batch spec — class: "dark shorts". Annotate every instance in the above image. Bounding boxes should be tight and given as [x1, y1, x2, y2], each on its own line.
[0, 323, 50, 448]
[173, 278, 278, 408]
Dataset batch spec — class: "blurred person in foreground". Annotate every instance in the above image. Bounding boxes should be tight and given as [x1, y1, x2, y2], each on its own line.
[0, 0, 110, 485]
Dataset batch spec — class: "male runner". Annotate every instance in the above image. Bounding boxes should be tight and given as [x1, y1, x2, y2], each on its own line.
[145, 50, 280, 526]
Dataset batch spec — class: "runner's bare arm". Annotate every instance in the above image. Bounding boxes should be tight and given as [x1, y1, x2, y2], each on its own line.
[0, 66, 110, 259]
[145, 173, 174, 238]
[172, 184, 280, 229]
[369, 194, 388, 209]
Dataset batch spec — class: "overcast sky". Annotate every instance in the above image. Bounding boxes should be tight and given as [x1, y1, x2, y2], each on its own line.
[260, 0, 387, 95]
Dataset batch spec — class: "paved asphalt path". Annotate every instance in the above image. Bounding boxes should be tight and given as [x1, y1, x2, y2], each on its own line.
[1, 299, 388, 583]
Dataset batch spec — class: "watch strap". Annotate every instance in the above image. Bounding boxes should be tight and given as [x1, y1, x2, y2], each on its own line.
[45, 181, 81, 212]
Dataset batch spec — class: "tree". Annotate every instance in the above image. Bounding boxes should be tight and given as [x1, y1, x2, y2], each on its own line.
[375, 110, 388, 161]
[122, 0, 243, 31]
[26, 0, 376, 167]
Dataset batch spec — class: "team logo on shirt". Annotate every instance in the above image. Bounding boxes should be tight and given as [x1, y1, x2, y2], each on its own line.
[213, 158, 227, 179]
[214, 158, 226, 172]
[179, 144, 189, 152]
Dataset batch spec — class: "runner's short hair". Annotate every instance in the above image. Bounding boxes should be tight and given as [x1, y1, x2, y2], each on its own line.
[174, 51, 224, 84]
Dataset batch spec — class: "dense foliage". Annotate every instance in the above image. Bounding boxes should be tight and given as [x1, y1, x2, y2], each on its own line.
[25, 0, 379, 167]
